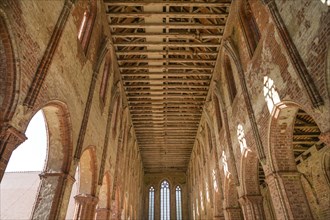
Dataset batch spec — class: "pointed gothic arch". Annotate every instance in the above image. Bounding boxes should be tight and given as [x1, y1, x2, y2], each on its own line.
[0, 11, 20, 124]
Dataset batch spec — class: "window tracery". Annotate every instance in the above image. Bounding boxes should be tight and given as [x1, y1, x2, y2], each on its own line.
[176, 186, 182, 220]
[263, 76, 280, 113]
[160, 180, 170, 220]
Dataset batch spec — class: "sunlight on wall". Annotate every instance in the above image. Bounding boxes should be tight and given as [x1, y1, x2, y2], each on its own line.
[200, 191, 204, 211]
[221, 151, 230, 178]
[205, 181, 210, 203]
[212, 169, 218, 192]
[6, 110, 47, 172]
[196, 199, 199, 216]
[263, 76, 280, 114]
[237, 124, 251, 157]
[192, 204, 196, 220]
[320, 0, 330, 6]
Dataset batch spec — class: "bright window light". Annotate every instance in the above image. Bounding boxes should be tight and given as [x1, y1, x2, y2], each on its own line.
[6, 110, 47, 172]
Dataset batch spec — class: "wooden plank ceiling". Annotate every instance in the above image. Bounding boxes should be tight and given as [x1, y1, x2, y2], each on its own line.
[104, 0, 232, 173]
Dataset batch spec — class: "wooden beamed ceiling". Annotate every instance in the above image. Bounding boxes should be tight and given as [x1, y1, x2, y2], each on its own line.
[104, 0, 232, 173]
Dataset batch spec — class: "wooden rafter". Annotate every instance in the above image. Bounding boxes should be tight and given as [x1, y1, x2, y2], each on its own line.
[104, 0, 231, 173]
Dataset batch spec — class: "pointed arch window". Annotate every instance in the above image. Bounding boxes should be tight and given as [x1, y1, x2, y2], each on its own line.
[148, 186, 155, 220]
[176, 186, 182, 220]
[160, 180, 170, 220]
[214, 95, 223, 131]
[239, 0, 260, 57]
[320, 0, 330, 6]
[78, 0, 97, 53]
[224, 55, 237, 103]
[100, 53, 111, 105]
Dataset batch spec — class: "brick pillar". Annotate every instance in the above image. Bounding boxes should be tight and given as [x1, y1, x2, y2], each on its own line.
[73, 194, 98, 220]
[224, 207, 243, 220]
[95, 208, 110, 220]
[0, 125, 26, 181]
[266, 171, 313, 219]
[31, 172, 75, 219]
[239, 195, 265, 220]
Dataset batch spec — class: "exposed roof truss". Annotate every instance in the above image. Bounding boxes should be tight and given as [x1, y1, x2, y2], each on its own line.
[104, 0, 232, 173]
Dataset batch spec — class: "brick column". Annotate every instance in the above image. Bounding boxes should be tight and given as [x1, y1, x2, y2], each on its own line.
[31, 172, 75, 219]
[73, 194, 98, 220]
[95, 208, 110, 220]
[0, 125, 26, 181]
[239, 195, 265, 220]
[224, 207, 243, 220]
[266, 171, 313, 219]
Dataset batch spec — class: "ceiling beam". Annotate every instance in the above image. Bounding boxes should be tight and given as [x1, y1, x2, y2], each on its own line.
[114, 42, 220, 47]
[121, 72, 212, 77]
[107, 12, 228, 19]
[127, 94, 206, 99]
[123, 78, 210, 83]
[111, 32, 222, 39]
[125, 89, 208, 93]
[119, 65, 214, 70]
[116, 50, 218, 56]
[118, 58, 216, 63]
[110, 23, 225, 29]
[104, 1, 231, 7]
[128, 100, 204, 104]
[124, 84, 210, 88]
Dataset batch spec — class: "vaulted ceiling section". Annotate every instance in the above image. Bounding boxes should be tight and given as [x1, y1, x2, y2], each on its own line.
[104, 0, 232, 173]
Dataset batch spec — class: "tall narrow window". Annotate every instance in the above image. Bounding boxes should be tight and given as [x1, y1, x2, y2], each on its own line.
[214, 95, 223, 131]
[100, 54, 111, 105]
[149, 186, 155, 220]
[224, 56, 237, 103]
[161, 180, 170, 220]
[320, 0, 330, 6]
[239, 0, 260, 57]
[176, 186, 182, 220]
[77, 0, 96, 53]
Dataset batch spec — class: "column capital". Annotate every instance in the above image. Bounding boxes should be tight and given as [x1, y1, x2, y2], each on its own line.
[0, 125, 26, 148]
[39, 171, 75, 183]
[74, 194, 99, 206]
